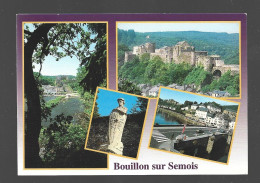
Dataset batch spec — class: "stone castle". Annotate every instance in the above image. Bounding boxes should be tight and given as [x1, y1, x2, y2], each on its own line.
[125, 41, 239, 76]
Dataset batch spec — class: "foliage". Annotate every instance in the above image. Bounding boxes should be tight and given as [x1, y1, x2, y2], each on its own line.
[24, 23, 107, 167]
[184, 67, 212, 87]
[204, 101, 222, 110]
[118, 78, 142, 96]
[222, 105, 239, 112]
[119, 54, 239, 95]
[118, 29, 136, 46]
[26, 23, 107, 93]
[39, 114, 86, 167]
[130, 97, 149, 114]
[119, 55, 193, 86]
[79, 23, 107, 94]
[76, 66, 106, 120]
[45, 96, 65, 108]
[201, 71, 239, 96]
[33, 72, 56, 85]
[118, 44, 130, 67]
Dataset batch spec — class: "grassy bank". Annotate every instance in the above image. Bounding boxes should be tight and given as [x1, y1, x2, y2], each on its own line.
[45, 96, 66, 108]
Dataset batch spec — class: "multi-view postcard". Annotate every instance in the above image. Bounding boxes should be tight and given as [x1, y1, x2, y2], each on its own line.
[17, 14, 247, 175]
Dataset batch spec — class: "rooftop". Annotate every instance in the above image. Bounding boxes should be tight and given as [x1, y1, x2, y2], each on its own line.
[197, 107, 208, 112]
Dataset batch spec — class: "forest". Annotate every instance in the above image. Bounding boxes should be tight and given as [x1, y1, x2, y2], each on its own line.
[119, 55, 239, 96]
[118, 29, 239, 65]
[24, 23, 107, 168]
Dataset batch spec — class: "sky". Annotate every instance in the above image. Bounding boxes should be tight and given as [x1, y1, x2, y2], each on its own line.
[159, 88, 238, 106]
[118, 22, 239, 34]
[25, 23, 96, 76]
[96, 89, 145, 117]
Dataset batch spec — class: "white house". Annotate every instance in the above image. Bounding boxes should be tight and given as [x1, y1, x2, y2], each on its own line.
[181, 106, 189, 111]
[199, 104, 206, 108]
[42, 85, 56, 95]
[229, 118, 236, 130]
[211, 90, 231, 97]
[205, 113, 215, 126]
[214, 114, 226, 128]
[149, 86, 160, 97]
[169, 107, 176, 111]
[207, 104, 221, 113]
[195, 107, 208, 119]
[191, 104, 198, 110]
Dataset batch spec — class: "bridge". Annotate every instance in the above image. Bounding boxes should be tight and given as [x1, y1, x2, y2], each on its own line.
[150, 126, 232, 162]
[212, 65, 240, 77]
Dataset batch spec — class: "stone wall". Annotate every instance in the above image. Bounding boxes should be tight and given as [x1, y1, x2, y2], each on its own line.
[124, 51, 135, 63]
[124, 41, 239, 75]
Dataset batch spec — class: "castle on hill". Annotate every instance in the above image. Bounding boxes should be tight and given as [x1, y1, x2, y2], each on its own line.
[124, 41, 239, 76]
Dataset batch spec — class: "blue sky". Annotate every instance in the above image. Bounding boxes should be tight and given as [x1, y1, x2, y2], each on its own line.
[118, 22, 239, 34]
[159, 88, 238, 106]
[96, 89, 144, 116]
[25, 23, 96, 76]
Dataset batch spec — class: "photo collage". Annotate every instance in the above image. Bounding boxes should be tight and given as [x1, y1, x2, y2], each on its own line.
[17, 14, 247, 175]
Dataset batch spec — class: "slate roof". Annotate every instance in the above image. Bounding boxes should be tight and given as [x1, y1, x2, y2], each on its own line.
[197, 107, 208, 112]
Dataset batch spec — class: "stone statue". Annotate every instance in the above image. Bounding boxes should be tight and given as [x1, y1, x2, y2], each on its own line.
[107, 98, 128, 155]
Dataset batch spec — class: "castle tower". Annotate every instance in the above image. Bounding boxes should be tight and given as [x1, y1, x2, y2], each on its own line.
[145, 42, 155, 53]
[172, 41, 196, 65]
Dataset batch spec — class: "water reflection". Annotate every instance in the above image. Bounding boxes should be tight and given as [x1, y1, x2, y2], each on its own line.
[155, 111, 181, 125]
[42, 96, 85, 126]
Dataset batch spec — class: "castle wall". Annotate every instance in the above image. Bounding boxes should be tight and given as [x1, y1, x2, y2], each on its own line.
[124, 41, 239, 75]
[173, 50, 195, 65]
[196, 55, 212, 71]
[145, 43, 155, 53]
[124, 51, 135, 63]
[215, 60, 225, 67]
[133, 46, 139, 55]
[151, 46, 173, 63]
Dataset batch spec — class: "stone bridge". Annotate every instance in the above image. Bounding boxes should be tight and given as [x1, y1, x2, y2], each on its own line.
[212, 65, 239, 77]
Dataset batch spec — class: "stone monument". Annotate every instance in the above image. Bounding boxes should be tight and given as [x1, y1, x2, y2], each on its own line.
[107, 98, 128, 155]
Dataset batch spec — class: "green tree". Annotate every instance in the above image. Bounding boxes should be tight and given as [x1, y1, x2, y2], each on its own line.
[118, 79, 142, 95]
[24, 23, 107, 167]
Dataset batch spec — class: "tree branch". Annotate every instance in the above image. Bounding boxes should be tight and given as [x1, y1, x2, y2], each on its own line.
[24, 30, 33, 35]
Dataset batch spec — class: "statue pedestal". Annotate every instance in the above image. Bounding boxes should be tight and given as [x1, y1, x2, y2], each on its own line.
[108, 142, 123, 155]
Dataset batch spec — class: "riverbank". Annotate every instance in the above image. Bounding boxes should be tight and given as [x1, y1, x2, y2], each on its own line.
[42, 95, 85, 127]
[157, 108, 205, 126]
[43, 93, 80, 97]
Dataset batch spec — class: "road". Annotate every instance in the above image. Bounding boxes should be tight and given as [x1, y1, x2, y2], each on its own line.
[151, 126, 226, 143]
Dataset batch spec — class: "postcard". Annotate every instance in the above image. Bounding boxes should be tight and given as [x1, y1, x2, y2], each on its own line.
[17, 14, 247, 175]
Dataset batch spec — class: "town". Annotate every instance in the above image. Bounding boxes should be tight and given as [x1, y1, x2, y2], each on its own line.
[137, 83, 232, 98]
[157, 98, 237, 130]
[41, 75, 79, 98]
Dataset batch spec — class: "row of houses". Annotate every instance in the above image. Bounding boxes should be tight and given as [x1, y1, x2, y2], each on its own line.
[195, 106, 236, 129]
[159, 102, 237, 130]
[42, 85, 65, 95]
[138, 83, 196, 97]
[137, 83, 231, 98]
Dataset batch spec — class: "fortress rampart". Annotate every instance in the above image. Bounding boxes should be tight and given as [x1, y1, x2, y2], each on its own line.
[124, 41, 239, 76]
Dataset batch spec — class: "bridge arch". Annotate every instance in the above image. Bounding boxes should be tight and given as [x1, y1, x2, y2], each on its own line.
[213, 69, 222, 77]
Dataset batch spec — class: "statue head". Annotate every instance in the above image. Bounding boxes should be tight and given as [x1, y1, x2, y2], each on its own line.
[117, 98, 125, 106]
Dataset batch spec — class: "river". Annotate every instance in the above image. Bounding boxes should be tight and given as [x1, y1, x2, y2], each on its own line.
[155, 111, 181, 125]
[42, 96, 85, 127]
